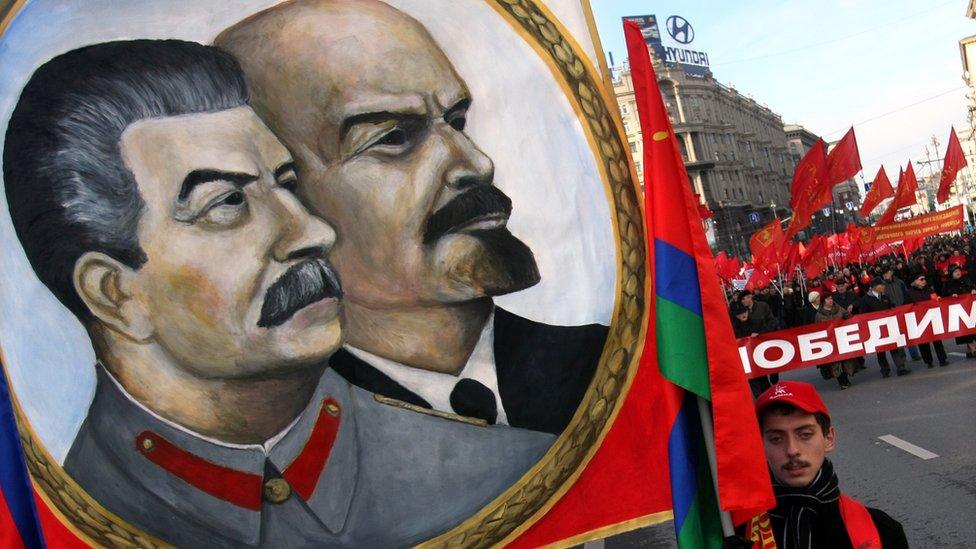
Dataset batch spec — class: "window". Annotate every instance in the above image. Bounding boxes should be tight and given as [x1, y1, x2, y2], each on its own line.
[629, 142, 637, 153]
[621, 104, 629, 114]
[623, 121, 631, 133]
[724, 188, 730, 199]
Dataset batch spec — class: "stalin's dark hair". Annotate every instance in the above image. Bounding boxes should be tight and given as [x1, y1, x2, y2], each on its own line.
[4, 39, 249, 323]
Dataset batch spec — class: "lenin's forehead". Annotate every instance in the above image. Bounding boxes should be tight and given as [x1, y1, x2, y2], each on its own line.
[221, 2, 466, 112]
[310, 30, 464, 103]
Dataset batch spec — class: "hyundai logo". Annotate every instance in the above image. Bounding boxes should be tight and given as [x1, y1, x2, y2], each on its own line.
[666, 15, 694, 44]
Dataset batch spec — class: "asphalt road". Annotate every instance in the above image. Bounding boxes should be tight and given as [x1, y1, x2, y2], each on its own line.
[585, 341, 976, 549]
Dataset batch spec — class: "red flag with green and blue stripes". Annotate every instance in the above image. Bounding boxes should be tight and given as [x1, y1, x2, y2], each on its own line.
[624, 21, 776, 549]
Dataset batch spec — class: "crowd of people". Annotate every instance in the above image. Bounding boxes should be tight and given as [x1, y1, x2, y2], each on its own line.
[727, 233, 976, 393]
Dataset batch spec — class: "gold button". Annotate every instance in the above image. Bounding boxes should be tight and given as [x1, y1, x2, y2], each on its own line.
[263, 478, 291, 504]
[325, 402, 341, 416]
[140, 437, 155, 453]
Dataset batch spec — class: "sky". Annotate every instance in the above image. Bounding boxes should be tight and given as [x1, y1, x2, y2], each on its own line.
[591, 0, 975, 192]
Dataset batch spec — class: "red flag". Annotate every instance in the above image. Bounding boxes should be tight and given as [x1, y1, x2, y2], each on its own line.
[715, 252, 743, 282]
[901, 237, 924, 259]
[859, 166, 894, 217]
[749, 218, 784, 269]
[623, 19, 774, 530]
[877, 163, 918, 225]
[845, 224, 862, 264]
[825, 127, 862, 187]
[694, 193, 714, 220]
[802, 236, 829, 279]
[746, 265, 772, 291]
[937, 127, 968, 203]
[781, 241, 802, 277]
[785, 140, 829, 240]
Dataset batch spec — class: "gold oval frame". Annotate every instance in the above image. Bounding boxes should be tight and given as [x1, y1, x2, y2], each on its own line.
[0, 0, 648, 547]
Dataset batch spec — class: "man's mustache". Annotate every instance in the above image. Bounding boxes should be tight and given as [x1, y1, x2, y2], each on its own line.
[783, 459, 811, 470]
[423, 186, 512, 244]
[257, 258, 342, 328]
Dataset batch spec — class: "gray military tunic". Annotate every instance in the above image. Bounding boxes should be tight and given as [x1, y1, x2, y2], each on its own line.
[65, 366, 554, 547]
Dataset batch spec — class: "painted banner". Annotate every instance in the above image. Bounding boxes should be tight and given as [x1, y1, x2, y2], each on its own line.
[859, 205, 964, 245]
[0, 1, 670, 547]
[737, 294, 976, 378]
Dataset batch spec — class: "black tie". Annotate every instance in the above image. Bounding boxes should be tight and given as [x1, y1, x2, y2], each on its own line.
[450, 379, 497, 424]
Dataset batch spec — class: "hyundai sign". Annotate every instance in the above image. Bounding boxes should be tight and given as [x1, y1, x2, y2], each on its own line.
[623, 14, 711, 77]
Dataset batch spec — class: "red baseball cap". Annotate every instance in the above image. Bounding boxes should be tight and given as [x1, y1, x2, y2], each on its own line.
[755, 381, 830, 420]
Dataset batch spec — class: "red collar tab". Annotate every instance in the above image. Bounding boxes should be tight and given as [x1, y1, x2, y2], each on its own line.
[283, 397, 342, 500]
[135, 396, 342, 510]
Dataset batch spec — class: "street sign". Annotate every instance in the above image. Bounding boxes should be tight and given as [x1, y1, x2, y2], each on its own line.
[845, 201, 855, 210]
[748, 212, 760, 224]
[822, 206, 832, 216]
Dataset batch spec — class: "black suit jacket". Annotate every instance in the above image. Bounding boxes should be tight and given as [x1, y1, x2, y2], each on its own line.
[858, 293, 893, 314]
[329, 307, 608, 435]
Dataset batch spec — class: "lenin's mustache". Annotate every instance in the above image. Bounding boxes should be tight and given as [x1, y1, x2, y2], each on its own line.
[257, 258, 342, 328]
[423, 186, 513, 244]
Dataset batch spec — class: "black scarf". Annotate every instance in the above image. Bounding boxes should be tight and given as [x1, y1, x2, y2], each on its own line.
[769, 459, 841, 549]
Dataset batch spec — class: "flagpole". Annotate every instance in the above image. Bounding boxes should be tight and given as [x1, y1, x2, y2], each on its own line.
[696, 397, 735, 537]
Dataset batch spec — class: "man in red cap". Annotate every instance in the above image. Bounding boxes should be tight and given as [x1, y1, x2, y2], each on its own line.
[740, 381, 908, 549]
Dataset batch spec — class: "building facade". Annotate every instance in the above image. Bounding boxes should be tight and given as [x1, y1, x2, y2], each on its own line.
[960, 34, 976, 132]
[613, 58, 794, 258]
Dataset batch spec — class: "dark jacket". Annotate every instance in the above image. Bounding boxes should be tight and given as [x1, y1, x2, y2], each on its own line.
[883, 276, 908, 306]
[941, 275, 974, 297]
[731, 316, 753, 339]
[746, 300, 777, 333]
[833, 289, 859, 311]
[767, 501, 909, 549]
[858, 291, 894, 314]
[904, 284, 936, 304]
[330, 307, 607, 435]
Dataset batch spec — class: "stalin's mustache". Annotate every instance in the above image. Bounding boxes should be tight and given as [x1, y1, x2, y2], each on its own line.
[257, 258, 342, 328]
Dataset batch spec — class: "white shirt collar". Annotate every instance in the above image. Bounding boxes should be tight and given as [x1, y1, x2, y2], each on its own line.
[343, 310, 508, 425]
[100, 362, 299, 455]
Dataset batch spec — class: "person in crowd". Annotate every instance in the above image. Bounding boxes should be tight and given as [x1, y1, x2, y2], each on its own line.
[742, 291, 778, 333]
[759, 286, 784, 327]
[804, 291, 821, 326]
[731, 302, 753, 339]
[859, 279, 911, 377]
[904, 272, 949, 368]
[814, 294, 856, 389]
[832, 278, 858, 315]
[881, 267, 921, 361]
[894, 259, 911, 284]
[782, 285, 804, 328]
[857, 268, 873, 295]
[736, 382, 909, 549]
[948, 248, 966, 273]
[737, 294, 779, 395]
[821, 276, 837, 295]
[941, 265, 976, 358]
[935, 252, 951, 282]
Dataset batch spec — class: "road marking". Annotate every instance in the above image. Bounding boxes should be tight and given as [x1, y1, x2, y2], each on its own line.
[878, 435, 939, 460]
[948, 352, 967, 357]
